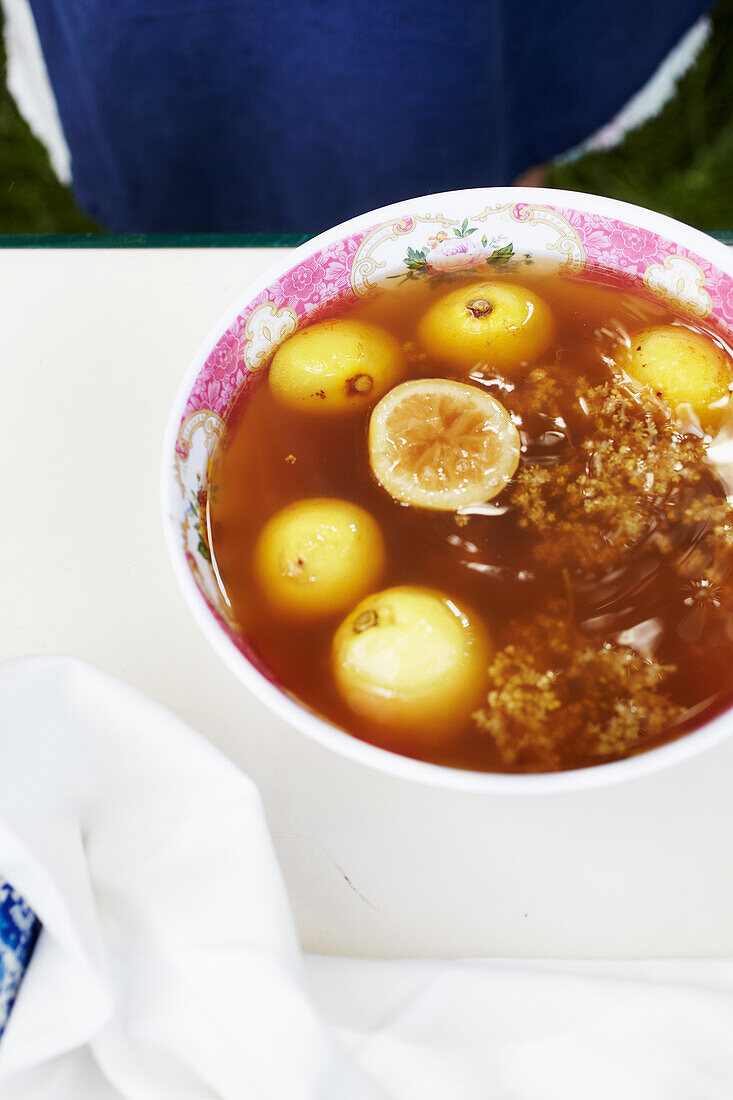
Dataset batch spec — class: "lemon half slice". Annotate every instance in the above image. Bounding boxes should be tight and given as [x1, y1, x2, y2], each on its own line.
[368, 378, 521, 511]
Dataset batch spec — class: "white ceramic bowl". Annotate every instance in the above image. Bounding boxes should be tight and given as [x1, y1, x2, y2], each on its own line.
[162, 187, 733, 791]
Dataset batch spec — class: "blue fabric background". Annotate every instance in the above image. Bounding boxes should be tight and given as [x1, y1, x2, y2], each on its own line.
[29, 1, 708, 233]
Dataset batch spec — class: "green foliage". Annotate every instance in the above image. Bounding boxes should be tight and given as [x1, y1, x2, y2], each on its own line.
[490, 242, 514, 262]
[404, 245, 428, 270]
[546, 0, 733, 231]
[454, 219, 478, 237]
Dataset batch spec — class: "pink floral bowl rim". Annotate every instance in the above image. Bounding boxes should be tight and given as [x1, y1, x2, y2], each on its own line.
[162, 186, 733, 793]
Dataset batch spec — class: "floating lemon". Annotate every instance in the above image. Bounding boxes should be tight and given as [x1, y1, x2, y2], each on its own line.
[620, 325, 732, 421]
[255, 498, 385, 618]
[417, 280, 555, 371]
[368, 378, 520, 511]
[332, 586, 491, 738]
[269, 319, 405, 414]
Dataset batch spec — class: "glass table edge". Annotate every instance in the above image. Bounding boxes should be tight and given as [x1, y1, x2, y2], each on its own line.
[0, 232, 314, 249]
[0, 231, 730, 249]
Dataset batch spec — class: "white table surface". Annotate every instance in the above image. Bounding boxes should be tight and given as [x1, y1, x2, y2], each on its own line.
[3, 246, 733, 959]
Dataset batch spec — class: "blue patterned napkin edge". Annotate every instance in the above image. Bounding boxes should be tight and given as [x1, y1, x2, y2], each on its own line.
[0, 883, 40, 1041]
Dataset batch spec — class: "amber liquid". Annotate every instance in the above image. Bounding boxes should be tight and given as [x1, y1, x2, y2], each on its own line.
[209, 269, 733, 772]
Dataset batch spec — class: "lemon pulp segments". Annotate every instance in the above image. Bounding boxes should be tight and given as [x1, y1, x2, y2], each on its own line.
[368, 378, 520, 511]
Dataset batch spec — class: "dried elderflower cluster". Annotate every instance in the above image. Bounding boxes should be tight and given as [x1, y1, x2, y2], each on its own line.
[672, 496, 733, 585]
[511, 381, 709, 570]
[473, 608, 684, 771]
[474, 373, 733, 771]
[511, 365, 568, 417]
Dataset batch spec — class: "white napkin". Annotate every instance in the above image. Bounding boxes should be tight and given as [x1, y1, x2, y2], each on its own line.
[1, 656, 733, 1100]
[306, 956, 733, 1100]
[0, 656, 381, 1099]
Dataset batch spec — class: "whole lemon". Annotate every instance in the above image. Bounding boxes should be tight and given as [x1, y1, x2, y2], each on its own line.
[255, 499, 385, 618]
[620, 325, 732, 421]
[332, 586, 490, 739]
[418, 280, 555, 372]
[269, 319, 405, 414]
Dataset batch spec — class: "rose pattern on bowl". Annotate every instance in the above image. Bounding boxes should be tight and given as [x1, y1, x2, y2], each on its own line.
[396, 219, 531, 280]
[166, 193, 733, 715]
[350, 203, 584, 295]
[182, 232, 365, 423]
[556, 205, 732, 327]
